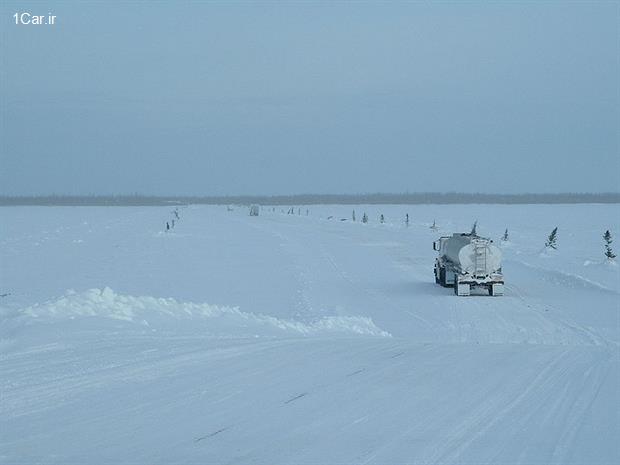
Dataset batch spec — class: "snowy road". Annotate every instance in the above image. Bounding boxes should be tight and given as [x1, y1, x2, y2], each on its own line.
[1, 205, 619, 464]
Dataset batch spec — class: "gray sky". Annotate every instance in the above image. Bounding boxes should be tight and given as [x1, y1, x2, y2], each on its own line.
[1, 1, 618, 195]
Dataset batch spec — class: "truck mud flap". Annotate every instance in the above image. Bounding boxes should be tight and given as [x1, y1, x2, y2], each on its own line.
[454, 283, 471, 296]
[490, 283, 504, 296]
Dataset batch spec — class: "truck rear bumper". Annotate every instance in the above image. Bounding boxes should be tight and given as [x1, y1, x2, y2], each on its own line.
[454, 277, 504, 296]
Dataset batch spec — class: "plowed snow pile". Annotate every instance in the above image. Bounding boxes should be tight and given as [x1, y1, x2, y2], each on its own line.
[14, 287, 390, 338]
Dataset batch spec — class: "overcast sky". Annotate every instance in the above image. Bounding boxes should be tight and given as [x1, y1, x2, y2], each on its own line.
[1, 1, 618, 195]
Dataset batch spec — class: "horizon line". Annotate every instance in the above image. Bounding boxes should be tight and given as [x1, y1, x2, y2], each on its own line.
[1, 192, 619, 206]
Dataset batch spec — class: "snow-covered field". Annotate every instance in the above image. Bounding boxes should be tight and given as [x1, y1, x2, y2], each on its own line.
[1, 204, 619, 464]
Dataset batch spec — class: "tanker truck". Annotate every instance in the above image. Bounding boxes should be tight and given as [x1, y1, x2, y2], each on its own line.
[433, 233, 504, 296]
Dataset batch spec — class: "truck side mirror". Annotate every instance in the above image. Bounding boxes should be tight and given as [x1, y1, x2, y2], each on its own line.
[433, 241, 437, 251]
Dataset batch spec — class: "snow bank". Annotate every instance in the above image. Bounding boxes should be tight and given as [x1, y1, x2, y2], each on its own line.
[510, 259, 619, 294]
[18, 288, 391, 338]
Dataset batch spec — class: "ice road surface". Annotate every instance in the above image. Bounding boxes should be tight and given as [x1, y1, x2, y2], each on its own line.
[1, 204, 619, 464]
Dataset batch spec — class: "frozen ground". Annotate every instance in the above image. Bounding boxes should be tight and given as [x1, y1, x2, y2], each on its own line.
[1, 204, 619, 464]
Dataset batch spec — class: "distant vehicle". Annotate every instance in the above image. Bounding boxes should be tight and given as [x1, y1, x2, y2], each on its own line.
[249, 205, 260, 216]
[433, 232, 504, 296]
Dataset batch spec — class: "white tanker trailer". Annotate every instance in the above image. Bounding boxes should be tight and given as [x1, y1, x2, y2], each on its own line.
[433, 233, 504, 296]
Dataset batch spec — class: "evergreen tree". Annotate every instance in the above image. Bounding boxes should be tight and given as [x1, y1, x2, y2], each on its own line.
[352, 210, 356, 222]
[545, 227, 558, 249]
[405, 213, 409, 227]
[604, 230, 616, 259]
[502, 228, 509, 242]
[380, 214, 385, 224]
[471, 221, 478, 235]
[430, 220, 438, 230]
[362, 213, 368, 223]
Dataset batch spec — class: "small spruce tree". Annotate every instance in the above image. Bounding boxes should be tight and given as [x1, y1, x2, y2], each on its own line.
[362, 213, 368, 223]
[430, 220, 438, 230]
[502, 228, 509, 242]
[352, 210, 356, 222]
[545, 227, 558, 250]
[380, 214, 385, 224]
[405, 213, 409, 227]
[604, 230, 616, 259]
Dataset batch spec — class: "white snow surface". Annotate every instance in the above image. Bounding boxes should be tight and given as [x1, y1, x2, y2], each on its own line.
[1, 204, 619, 464]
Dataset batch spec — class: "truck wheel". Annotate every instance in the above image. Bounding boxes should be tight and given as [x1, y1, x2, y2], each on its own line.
[439, 268, 446, 287]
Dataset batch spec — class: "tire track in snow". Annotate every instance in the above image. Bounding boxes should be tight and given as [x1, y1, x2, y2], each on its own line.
[550, 357, 613, 463]
[233, 216, 318, 321]
[505, 282, 613, 348]
[421, 348, 575, 464]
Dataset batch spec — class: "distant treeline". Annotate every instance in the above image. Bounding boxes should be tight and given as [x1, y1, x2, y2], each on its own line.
[1, 193, 619, 206]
